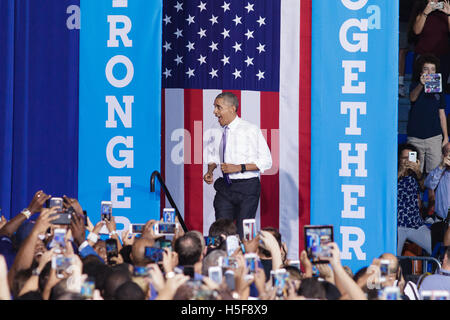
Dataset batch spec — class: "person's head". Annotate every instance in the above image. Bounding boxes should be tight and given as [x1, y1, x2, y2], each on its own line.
[114, 281, 146, 300]
[103, 269, 132, 300]
[260, 227, 287, 261]
[297, 277, 327, 300]
[379, 253, 400, 276]
[414, 54, 440, 82]
[94, 240, 107, 263]
[398, 143, 419, 168]
[174, 233, 203, 266]
[130, 238, 155, 266]
[12, 268, 33, 299]
[82, 257, 112, 293]
[208, 218, 238, 237]
[15, 290, 43, 300]
[187, 230, 206, 256]
[201, 249, 227, 276]
[213, 92, 239, 127]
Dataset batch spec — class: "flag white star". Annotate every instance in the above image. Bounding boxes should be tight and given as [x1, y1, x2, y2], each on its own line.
[245, 29, 254, 40]
[221, 2, 231, 12]
[232, 15, 242, 26]
[209, 68, 218, 79]
[232, 42, 242, 53]
[256, 16, 266, 26]
[174, 28, 183, 38]
[186, 15, 195, 25]
[174, 55, 183, 65]
[198, 1, 207, 12]
[256, 70, 265, 80]
[209, 41, 219, 52]
[232, 68, 242, 79]
[197, 55, 207, 65]
[209, 15, 219, 25]
[221, 55, 230, 66]
[163, 41, 172, 52]
[163, 15, 172, 25]
[174, 1, 183, 12]
[221, 28, 230, 39]
[245, 2, 254, 13]
[186, 68, 195, 78]
[163, 68, 172, 78]
[186, 41, 195, 52]
[256, 43, 266, 53]
[197, 28, 207, 39]
[245, 56, 254, 66]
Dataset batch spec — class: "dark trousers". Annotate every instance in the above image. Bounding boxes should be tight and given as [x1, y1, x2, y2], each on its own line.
[213, 177, 261, 239]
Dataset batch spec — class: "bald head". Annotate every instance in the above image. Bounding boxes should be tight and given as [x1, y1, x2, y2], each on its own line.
[379, 253, 399, 274]
[131, 238, 155, 266]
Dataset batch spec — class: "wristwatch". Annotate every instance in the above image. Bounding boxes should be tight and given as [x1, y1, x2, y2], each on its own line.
[240, 164, 246, 173]
[166, 271, 175, 279]
[21, 208, 32, 219]
[32, 268, 41, 276]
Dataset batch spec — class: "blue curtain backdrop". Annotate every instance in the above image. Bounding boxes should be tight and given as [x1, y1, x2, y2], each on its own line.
[0, 0, 80, 220]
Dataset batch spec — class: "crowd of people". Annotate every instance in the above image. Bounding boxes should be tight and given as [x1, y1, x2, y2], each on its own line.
[0, 190, 448, 301]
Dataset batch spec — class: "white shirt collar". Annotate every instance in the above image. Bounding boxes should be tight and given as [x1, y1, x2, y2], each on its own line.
[225, 115, 240, 131]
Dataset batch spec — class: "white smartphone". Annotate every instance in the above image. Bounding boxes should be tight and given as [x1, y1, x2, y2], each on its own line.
[52, 228, 67, 253]
[243, 219, 257, 241]
[226, 235, 240, 256]
[432, 2, 444, 10]
[408, 151, 417, 163]
[208, 266, 223, 284]
[153, 222, 178, 236]
[100, 201, 112, 222]
[129, 223, 145, 235]
[49, 197, 63, 209]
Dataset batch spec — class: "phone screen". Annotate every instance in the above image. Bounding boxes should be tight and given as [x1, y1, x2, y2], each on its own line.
[101, 202, 112, 221]
[105, 239, 118, 257]
[226, 235, 240, 256]
[157, 222, 177, 234]
[144, 247, 164, 262]
[304, 225, 334, 264]
[132, 224, 145, 234]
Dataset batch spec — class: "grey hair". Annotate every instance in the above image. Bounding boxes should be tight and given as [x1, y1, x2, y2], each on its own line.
[216, 92, 239, 112]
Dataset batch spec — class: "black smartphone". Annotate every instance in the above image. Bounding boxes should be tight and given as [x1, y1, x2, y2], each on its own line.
[304, 225, 334, 264]
[105, 239, 118, 259]
[144, 247, 164, 263]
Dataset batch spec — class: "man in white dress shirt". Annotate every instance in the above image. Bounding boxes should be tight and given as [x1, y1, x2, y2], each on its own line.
[203, 92, 272, 238]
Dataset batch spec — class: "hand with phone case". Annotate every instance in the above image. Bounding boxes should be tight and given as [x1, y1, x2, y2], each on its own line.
[28, 190, 51, 215]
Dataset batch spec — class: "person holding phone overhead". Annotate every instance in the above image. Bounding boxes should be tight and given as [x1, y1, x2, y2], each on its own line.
[409, 0, 450, 92]
[397, 143, 432, 256]
[407, 54, 448, 174]
[203, 92, 272, 239]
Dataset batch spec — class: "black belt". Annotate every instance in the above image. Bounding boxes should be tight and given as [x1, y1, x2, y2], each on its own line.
[229, 177, 259, 183]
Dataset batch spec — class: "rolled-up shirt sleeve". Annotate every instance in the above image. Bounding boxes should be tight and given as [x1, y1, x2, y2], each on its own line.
[254, 129, 272, 174]
[424, 166, 445, 190]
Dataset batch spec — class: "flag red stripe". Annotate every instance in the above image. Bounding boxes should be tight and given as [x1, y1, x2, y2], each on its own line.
[184, 89, 204, 231]
[298, 0, 312, 252]
[260, 91, 280, 230]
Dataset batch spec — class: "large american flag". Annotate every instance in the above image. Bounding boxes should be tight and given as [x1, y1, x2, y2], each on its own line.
[161, 0, 311, 259]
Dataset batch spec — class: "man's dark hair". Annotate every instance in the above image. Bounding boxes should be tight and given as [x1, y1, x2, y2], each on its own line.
[82, 258, 112, 293]
[216, 92, 239, 112]
[398, 143, 419, 163]
[114, 281, 145, 300]
[38, 261, 52, 293]
[208, 218, 237, 237]
[12, 268, 33, 299]
[297, 277, 327, 300]
[353, 266, 368, 283]
[16, 290, 43, 300]
[174, 233, 203, 266]
[103, 269, 132, 300]
[322, 281, 342, 300]
[413, 54, 441, 82]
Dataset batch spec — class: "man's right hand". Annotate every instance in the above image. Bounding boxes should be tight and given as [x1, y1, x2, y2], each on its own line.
[203, 171, 214, 184]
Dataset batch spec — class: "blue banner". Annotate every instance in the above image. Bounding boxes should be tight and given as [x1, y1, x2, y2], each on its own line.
[311, 0, 398, 272]
[79, 0, 162, 234]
